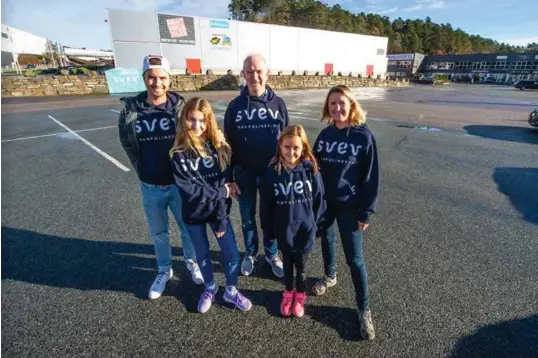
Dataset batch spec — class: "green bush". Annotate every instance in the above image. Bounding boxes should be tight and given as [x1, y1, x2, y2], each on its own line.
[435, 74, 449, 81]
[24, 69, 38, 77]
[69, 67, 78, 75]
[79, 67, 90, 75]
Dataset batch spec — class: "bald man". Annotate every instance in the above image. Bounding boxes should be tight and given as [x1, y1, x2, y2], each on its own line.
[224, 54, 290, 278]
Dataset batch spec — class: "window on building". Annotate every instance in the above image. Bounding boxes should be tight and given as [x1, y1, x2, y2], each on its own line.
[1, 32, 8, 39]
[426, 62, 438, 70]
[396, 60, 412, 69]
[388, 61, 397, 65]
[479, 62, 490, 70]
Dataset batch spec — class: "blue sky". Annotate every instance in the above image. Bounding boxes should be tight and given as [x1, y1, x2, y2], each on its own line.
[1, 0, 537, 50]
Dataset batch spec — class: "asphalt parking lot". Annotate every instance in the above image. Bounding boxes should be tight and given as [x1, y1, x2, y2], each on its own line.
[2, 84, 538, 357]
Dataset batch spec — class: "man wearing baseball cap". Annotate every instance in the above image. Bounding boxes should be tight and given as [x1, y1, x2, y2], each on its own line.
[118, 55, 204, 299]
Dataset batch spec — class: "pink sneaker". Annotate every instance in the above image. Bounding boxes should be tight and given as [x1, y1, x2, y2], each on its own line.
[292, 291, 306, 318]
[280, 290, 294, 317]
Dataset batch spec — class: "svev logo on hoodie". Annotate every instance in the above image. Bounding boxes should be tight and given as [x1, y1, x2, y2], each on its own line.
[274, 179, 313, 196]
[135, 117, 176, 133]
[235, 108, 280, 123]
[316, 140, 362, 156]
[178, 153, 218, 172]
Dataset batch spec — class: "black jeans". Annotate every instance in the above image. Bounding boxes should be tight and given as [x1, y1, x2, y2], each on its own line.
[282, 250, 309, 293]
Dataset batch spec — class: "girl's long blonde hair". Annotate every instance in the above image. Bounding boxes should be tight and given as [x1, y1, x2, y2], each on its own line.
[169, 97, 231, 172]
[321, 85, 367, 126]
[270, 124, 318, 174]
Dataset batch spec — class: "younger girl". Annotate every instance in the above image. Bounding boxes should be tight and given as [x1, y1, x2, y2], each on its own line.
[260, 124, 326, 318]
[170, 97, 252, 314]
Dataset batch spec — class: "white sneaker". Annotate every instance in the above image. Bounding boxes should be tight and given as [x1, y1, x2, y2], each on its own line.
[265, 255, 284, 278]
[358, 309, 376, 341]
[241, 255, 256, 276]
[186, 259, 204, 285]
[148, 268, 173, 300]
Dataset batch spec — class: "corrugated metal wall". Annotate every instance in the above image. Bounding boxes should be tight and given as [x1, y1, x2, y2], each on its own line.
[108, 9, 388, 76]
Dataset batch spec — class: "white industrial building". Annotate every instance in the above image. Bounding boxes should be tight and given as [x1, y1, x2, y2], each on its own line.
[108, 9, 388, 77]
[1, 24, 49, 68]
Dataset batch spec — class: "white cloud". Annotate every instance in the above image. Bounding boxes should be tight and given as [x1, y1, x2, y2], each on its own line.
[376, 6, 399, 14]
[429, 1, 446, 9]
[495, 36, 538, 46]
[402, 4, 424, 11]
[401, 0, 447, 11]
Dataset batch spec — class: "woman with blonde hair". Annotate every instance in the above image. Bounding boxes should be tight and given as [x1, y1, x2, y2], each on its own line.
[312, 85, 380, 340]
[170, 97, 252, 313]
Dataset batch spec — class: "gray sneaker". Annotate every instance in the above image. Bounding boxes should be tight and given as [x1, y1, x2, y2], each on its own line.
[241, 255, 256, 276]
[358, 309, 375, 341]
[312, 275, 337, 296]
[265, 255, 284, 278]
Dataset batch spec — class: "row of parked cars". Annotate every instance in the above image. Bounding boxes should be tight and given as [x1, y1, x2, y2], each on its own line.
[449, 76, 538, 90]
[514, 80, 538, 90]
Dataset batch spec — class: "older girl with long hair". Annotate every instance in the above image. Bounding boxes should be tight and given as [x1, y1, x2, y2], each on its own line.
[170, 97, 252, 314]
[312, 85, 380, 340]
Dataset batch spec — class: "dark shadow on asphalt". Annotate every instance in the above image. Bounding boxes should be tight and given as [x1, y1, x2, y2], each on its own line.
[240, 288, 282, 317]
[493, 168, 538, 225]
[1, 226, 224, 302]
[464, 125, 538, 145]
[449, 314, 538, 358]
[307, 305, 361, 342]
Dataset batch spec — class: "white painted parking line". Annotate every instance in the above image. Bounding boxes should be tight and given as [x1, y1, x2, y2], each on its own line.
[110, 109, 121, 114]
[1, 126, 117, 143]
[47, 115, 130, 172]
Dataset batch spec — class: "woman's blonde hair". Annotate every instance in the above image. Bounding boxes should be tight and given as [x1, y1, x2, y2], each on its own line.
[270, 124, 318, 174]
[169, 97, 231, 172]
[321, 85, 367, 126]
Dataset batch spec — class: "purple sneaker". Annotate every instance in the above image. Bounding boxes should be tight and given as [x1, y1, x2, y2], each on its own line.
[223, 290, 252, 311]
[198, 287, 217, 313]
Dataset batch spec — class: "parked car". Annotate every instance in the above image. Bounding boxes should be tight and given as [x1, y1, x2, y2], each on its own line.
[454, 76, 473, 83]
[515, 80, 538, 90]
[484, 77, 497, 84]
[529, 108, 538, 128]
[26, 64, 36, 69]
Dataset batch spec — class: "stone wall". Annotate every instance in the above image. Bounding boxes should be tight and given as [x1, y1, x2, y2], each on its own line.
[1, 75, 109, 96]
[2, 74, 408, 97]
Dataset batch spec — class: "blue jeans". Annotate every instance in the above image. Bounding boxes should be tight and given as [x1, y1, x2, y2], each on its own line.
[140, 182, 196, 272]
[321, 201, 369, 310]
[234, 166, 278, 259]
[185, 218, 240, 288]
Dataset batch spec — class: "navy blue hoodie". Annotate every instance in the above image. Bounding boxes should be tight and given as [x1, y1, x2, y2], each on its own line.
[130, 91, 182, 185]
[171, 143, 232, 233]
[260, 160, 326, 254]
[314, 124, 379, 224]
[224, 86, 289, 176]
